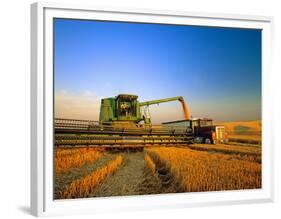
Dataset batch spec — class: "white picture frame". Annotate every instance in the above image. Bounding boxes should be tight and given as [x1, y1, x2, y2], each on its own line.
[31, 2, 274, 217]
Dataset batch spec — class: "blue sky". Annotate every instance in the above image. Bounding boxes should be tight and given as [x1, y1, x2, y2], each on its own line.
[54, 18, 261, 122]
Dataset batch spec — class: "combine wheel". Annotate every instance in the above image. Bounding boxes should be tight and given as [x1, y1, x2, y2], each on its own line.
[194, 137, 204, 144]
[205, 138, 212, 144]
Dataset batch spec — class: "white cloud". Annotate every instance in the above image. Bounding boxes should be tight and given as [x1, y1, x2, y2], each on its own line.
[148, 102, 187, 124]
[55, 90, 101, 120]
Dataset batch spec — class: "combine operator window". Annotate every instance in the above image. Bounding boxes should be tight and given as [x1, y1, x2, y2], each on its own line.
[118, 101, 135, 117]
[116, 95, 138, 118]
[200, 120, 213, 127]
[192, 120, 199, 127]
[192, 119, 213, 128]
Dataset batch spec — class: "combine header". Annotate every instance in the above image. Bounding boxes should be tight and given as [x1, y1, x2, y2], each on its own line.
[55, 94, 194, 148]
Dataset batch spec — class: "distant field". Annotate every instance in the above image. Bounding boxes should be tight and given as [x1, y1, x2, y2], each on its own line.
[216, 120, 261, 133]
[215, 120, 261, 145]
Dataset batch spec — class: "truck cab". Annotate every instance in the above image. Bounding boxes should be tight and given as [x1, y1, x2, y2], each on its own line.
[191, 118, 228, 144]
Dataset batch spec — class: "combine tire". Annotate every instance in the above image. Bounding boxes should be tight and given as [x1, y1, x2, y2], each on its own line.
[194, 137, 204, 144]
[205, 138, 212, 144]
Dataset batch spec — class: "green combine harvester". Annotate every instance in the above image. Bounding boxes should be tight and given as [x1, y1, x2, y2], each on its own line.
[55, 94, 194, 148]
[99, 94, 190, 126]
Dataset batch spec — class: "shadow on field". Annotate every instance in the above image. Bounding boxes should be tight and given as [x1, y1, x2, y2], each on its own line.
[142, 151, 184, 194]
[17, 206, 31, 215]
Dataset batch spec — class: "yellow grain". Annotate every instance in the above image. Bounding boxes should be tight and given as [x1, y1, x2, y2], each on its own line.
[61, 155, 123, 198]
[146, 147, 261, 192]
[145, 154, 156, 174]
[55, 148, 103, 174]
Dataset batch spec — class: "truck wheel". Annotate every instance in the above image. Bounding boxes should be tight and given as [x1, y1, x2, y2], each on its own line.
[195, 137, 204, 144]
[205, 138, 212, 144]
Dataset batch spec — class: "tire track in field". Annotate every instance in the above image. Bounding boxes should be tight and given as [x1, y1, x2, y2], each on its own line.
[89, 152, 147, 197]
[89, 151, 180, 197]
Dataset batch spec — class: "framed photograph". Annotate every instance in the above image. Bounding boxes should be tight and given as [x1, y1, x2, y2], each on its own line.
[31, 2, 274, 216]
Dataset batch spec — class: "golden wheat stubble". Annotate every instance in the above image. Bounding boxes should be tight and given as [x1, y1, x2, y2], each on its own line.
[60, 155, 123, 199]
[55, 148, 104, 174]
[146, 147, 261, 192]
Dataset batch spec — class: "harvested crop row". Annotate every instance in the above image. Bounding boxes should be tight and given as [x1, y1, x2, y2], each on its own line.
[55, 148, 104, 174]
[188, 144, 261, 163]
[189, 144, 261, 155]
[145, 154, 156, 174]
[146, 147, 261, 192]
[60, 155, 123, 199]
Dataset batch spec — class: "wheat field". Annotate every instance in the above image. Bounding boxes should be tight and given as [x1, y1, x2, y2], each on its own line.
[55, 148, 104, 174]
[55, 143, 261, 199]
[146, 146, 261, 192]
[59, 155, 123, 199]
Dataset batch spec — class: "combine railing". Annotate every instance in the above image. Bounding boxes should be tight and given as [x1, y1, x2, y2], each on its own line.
[55, 118, 99, 130]
[55, 118, 193, 135]
[54, 118, 194, 147]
